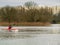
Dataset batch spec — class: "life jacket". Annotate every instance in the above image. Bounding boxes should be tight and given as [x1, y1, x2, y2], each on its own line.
[8, 26, 12, 31]
[8, 26, 11, 29]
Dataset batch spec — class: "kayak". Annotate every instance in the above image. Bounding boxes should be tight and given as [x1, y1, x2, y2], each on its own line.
[1, 28, 19, 32]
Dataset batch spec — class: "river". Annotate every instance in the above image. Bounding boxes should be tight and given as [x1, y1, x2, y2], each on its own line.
[0, 24, 60, 45]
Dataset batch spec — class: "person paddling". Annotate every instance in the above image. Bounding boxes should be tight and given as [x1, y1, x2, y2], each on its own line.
[8, 25, 12, 32]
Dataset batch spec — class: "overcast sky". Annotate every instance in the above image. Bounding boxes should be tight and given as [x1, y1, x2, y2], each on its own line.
[0, 0, 60, 7]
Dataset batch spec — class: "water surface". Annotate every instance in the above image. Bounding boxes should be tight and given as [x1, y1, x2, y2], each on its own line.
[0, 24, 60, 45]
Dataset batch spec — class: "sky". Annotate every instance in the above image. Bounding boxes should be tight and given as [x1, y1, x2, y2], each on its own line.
[0, 0, 60, 7]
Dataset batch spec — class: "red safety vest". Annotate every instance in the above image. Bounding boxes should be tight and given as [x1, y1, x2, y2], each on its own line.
[8, 26, 12, 31]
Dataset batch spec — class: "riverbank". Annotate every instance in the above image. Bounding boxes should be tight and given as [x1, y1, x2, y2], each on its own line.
[0, 22, 51, 26]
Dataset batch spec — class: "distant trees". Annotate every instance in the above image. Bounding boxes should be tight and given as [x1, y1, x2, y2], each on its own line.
[0, 6, 17, 24]
[0, 1, 53, 24]
[51, 10, 60, 23]
[39, 7, 53, 22]
[55, 11, 60, 22]
[0, 6, 53, 23]
[17, 7, 27, 22]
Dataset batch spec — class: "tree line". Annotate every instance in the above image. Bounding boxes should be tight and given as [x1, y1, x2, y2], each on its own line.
[0, 6, 53, 24]
[0, 1, 54, 24]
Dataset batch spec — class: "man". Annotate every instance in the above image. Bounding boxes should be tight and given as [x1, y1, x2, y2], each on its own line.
[8, 25, 12, 32]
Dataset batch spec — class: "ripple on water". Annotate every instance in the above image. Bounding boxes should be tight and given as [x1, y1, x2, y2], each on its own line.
[0, 28, 60, 40]
[0, 31, 41, 40]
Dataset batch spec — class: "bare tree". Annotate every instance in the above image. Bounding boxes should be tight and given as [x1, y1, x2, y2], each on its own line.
[24, 1, 38, 9]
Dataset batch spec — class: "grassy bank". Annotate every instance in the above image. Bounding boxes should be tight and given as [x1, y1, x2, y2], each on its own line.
[0, 22, 51, 26]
